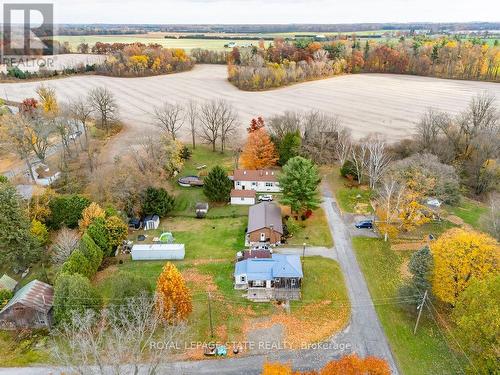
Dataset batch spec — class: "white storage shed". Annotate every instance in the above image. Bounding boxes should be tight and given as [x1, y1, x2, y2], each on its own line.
[131, 244, 185, 260]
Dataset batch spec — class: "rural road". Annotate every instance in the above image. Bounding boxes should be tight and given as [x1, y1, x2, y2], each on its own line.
[0, 185, 400, 375]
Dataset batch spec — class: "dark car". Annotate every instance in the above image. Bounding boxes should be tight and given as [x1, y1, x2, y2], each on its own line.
[355, 220, 373, 229]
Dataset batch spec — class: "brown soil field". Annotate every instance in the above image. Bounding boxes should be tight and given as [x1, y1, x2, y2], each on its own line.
[1, 64, 499, 167]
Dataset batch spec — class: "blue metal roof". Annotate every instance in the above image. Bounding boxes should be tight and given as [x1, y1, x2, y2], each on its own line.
[234, 254, 303, 281]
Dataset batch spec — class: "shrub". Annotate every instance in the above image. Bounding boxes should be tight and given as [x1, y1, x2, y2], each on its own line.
[141, 187, 175, 217]
[53, 273, 102, 325]
[79, 233, 103, 275]
[0, 289, 13, 308]
[107, 272, 152, 300]
[340, 160, 358, 180]
[61, 249, 92, 278]
[30, 219, 49, 246]
[48, 195, 91, 229]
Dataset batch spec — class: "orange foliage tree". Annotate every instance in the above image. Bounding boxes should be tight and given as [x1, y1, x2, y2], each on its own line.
[156, 262, 192, 322]
[240, 118, 278, 170]
[261, 355, 390, 375]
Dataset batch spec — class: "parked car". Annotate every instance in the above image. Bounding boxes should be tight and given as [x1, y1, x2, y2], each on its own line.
[258, 194, 273, 202]
[355, 220, 373, 229]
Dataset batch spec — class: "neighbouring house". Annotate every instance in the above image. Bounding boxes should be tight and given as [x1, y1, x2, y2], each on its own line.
[32, 164, 60, 186]
[0, 280, 54, 329]
[143, 215, 160, 231]
[246, 202, 283, 246]
[236, 246, 273, 261]
[131, 244, 185, 260]
[233, 169, 281, 193]
[0, 275, 18, 292]
[234, 254, 303, 302]
[230, 189, 256, 205]
[195, 202, 209, 218]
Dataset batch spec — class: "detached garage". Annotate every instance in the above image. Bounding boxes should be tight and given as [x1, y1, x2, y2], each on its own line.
[231, 189, 256, 205]
[131, 244, 185, 260]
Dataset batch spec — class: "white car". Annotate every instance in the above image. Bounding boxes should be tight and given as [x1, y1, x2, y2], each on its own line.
[258, 194, 273, 202]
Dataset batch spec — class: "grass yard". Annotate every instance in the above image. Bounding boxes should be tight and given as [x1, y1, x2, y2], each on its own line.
[0, 331, 51, 367]
[447, 198, 488, 229]
[352, 237, 466, 375]
[282, 206, 334, 247]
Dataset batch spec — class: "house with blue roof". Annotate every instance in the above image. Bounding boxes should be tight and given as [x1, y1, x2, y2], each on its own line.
[234, 254, 303, 302]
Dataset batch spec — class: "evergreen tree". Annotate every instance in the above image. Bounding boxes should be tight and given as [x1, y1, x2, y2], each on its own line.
[278, 156, 321, 215]
[277, 131, 301, 166]
[0, 182, 41, 269]
[203, 165, 232, 202]
[141, 187, 175, 217]
[86, 217, 112, 256]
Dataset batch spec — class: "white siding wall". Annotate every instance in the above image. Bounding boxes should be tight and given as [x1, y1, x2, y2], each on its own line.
[231, 196, 256, 205]
[234, 180, 281, 193]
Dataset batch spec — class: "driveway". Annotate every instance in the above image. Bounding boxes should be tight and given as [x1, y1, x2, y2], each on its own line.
[320, 183, 399, 374]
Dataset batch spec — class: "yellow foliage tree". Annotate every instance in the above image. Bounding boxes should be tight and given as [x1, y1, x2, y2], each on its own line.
[78, 202, 105, 233]
[36, 85, 58, 115]
[431, 228, 499, 305]
[156, 262, 192, 322]
[240, 127, 278, 170]
[261, 362, 293, 375]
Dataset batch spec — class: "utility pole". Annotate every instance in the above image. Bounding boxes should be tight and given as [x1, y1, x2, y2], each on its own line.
[413, 290, 428, 335]
[207, 292, 214, 338]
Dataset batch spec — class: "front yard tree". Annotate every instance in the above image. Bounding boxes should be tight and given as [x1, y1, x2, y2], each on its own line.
[156, 262, 192, 322]
[0, 182, 41, 269]
[452, 274, 500, 374]
[141, 187, 175, 217]
[431, 228, 499, 306]
[203, 165, 232, 202]
[240, 118, 278, 169]
[279, 156, 321, 215]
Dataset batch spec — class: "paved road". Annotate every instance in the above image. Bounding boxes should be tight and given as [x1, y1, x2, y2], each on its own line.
[0, 186, 399, 375]
[320, 184, 399, 374]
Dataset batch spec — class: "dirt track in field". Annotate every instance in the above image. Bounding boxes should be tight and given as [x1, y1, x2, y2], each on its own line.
[2, 64, 499, 165]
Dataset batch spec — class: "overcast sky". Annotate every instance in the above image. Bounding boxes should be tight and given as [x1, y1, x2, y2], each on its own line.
[5, 0, 500, 24]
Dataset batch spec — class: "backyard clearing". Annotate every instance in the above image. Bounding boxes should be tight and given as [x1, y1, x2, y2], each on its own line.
[1, 65, 499, 171]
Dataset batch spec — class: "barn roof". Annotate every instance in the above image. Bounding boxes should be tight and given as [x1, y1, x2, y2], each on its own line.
[0, 274, 18, 292]
[247, 202, 283, 234]
[0, 280, 53, 314]
[231, 189, 256, 198]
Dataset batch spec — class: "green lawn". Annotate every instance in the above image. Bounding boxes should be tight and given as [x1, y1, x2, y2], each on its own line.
[447, 198, 488, 229]
[284, 207, 334, 247]
[352, 237, 465, 375]
[0, 331, 51, 367]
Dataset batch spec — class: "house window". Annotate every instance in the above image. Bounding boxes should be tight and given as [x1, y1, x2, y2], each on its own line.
[252, 182, 257, 186]
[236, 181, 241, 186]
[265, 182, 273, 187]
[260, 233, 266, 241]
[254, 280, 264, 287]
[241, 276, 246, 283]
[291, 279, 296, 286]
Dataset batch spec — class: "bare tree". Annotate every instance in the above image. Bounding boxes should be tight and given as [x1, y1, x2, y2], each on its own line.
[350, 142, 368, 184]
[268, 111, 302, 140]
[218, 100, 238, 153]
[186, 100, 198, 149]
[366, 138, 392, 189]
[23, 115, 54, 163]
[52, 295, 184, 375]
[88, 87, 118, 133]
[198, 100, 222, 152]
[334, 128, 352, 165]
[414, 108, 450, 153]
[480, 193, 500, 240]
[153, 102, 184, 140]
[51, 228, 80, 265]
[69, 98, 93, 147]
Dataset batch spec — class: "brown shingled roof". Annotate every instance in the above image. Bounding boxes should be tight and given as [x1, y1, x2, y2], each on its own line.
[233, 169, 279, 182]
[247, 202, 283, 234]
[231, 189, 257, 198]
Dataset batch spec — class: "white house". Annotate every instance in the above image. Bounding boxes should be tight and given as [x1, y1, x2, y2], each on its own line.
[233, 170, 281, 193]
[230, 189, 256, 205]
[131, 244, 185, 260]
[143, 215, 160, 231]
[31, 164, 60, 186]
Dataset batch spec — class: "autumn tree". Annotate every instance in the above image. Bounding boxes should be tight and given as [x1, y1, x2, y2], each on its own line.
[155, 262, 192, 322]
[279, 157, 321, 215]
[261, 361, 293, 375]
[452, 274, 500, 374]
[431, 228, 499, 306]
[320, 354, 391, 375]
[240, 119, 278, 169]
[36, 85, 59, 115]
[78, 202, 105, 233]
